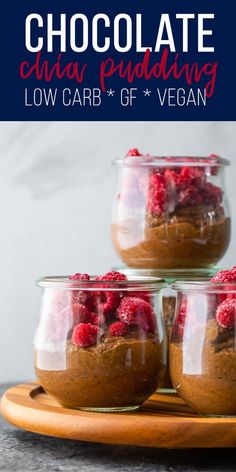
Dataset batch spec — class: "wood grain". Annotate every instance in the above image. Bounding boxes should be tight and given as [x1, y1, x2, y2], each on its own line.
[1, 383, 236, 449]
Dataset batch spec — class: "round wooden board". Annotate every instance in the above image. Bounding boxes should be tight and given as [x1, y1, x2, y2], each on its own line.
[1, 383, 236, 449]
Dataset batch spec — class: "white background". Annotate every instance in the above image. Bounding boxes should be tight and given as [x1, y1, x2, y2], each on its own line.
[0, 121, 235, 382]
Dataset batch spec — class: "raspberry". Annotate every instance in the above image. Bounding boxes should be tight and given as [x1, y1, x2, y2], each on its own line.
[71, 290, 89, 305]
[94, 272, 125, 317]
[215, 299, 236, 329]
[72, 323, 100, 347]
[164, 169, 181, 189]
[128, 291, 151, 304]
[71, 303, 90, 324]
[87, 312, 105, 326]
[109, 321, 128, 336]
[99, 271, 127, 281]
[211, 270, 235, 283]
[117, 297, 155, 332]
[211, 270, 236, 304]
[230, 266, 236, 278]
[200, 182, 223, 206]
[126, 148, 143, 157]
[178, 185, 203, 207]
[97, 291, 120, 317]
[69, 273, 90, 280]
[147, 172, 167, 215]
[179, 166, 205, 188]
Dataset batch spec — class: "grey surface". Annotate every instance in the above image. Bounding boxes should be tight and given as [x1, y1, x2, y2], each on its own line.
[1, 121, 236, 382]
[0, 385, 236, 472]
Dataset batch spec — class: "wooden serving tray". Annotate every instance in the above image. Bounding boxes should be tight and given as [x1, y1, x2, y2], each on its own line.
[1, 382, 236, 448]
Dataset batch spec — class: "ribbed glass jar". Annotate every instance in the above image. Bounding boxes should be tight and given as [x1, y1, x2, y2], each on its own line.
[112, 155, 231, 269]
[34, 275, 167, 412]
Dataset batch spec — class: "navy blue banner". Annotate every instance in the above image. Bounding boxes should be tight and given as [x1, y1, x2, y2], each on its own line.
[0, 1, 235, 120]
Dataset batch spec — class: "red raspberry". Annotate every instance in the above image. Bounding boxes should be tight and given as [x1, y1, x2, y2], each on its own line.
[69, 273, 90, 280]
[71, 303, 90, 324]
[94, 272, 125, 317]
[164, 169, 181, 189]
[200, 182, 223, 206]
[215, 299, 236, 329]
[117, 297, 155, 332]
[230, 266, 236, 278]
[128, 291, 151, 304]
[211, 270, 235, 283]
[147, 172, 167, 215]
[97, 292, 120, 317]
[126, 148, 143, 157]
[99, 271, 127, 281]
[72, 323, 100, 347]
[211, 270, 236, 304]
[178, 185, 203, 207]
[109, 321, 128, 336]
[179, 166, 205, 188]
[87, 312, 105, 326]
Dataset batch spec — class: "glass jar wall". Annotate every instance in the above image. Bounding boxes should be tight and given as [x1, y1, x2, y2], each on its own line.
[113, 267, 218, 391]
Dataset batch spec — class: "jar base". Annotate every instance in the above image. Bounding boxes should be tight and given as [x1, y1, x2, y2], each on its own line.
[78, 405, 140, 413]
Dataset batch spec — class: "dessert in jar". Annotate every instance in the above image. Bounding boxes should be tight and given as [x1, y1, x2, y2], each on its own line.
[112, 150, 231, 269]
[170, 267, 236, 416]
[34, 271, 167, 412]
[113, 266, 217, 391]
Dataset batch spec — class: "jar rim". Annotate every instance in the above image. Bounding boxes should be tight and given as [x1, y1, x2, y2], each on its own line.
[172, 280, 236, 292]
[112, 155, 230, 168]
[37, 275, 167, 291]
[112, 266, 219, 283]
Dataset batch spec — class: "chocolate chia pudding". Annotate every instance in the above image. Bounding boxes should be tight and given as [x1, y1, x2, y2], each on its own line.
[112, 153, 231, 269]
[170, 319, 236, 416]
[35, 332, 164, 409]
[35, 271, 167, 410]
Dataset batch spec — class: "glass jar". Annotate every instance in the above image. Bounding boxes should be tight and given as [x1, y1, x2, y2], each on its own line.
[113, 267, 218, 391]
[112, 155, 231, 269]
[34, 275, 167, 412]
[170, 281, 236, 416]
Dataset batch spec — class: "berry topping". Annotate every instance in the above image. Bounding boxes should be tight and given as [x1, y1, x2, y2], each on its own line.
[87, 312, 105, 326]
[230, 266, 236, 278]
[99, 271, 127, 281]
[69, 273, 90, 280]
[71, 303, 90, 324]
[117, 297, 155, 332]
[210, 270, 236, 283]
[145, 160, 223, 215]
[128, 291, 151, 303]
[178, 185, 203, 207]
[93, 272, 126, 317]
[126, 148, 143, 157]
[97, 291, 120, 317]
[109, 321, 128, 337]
[215, 299, 236, 329]
[200, 182, 223, 206]
[72, 323, 100, 347]
[147, 172, 167, 215]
